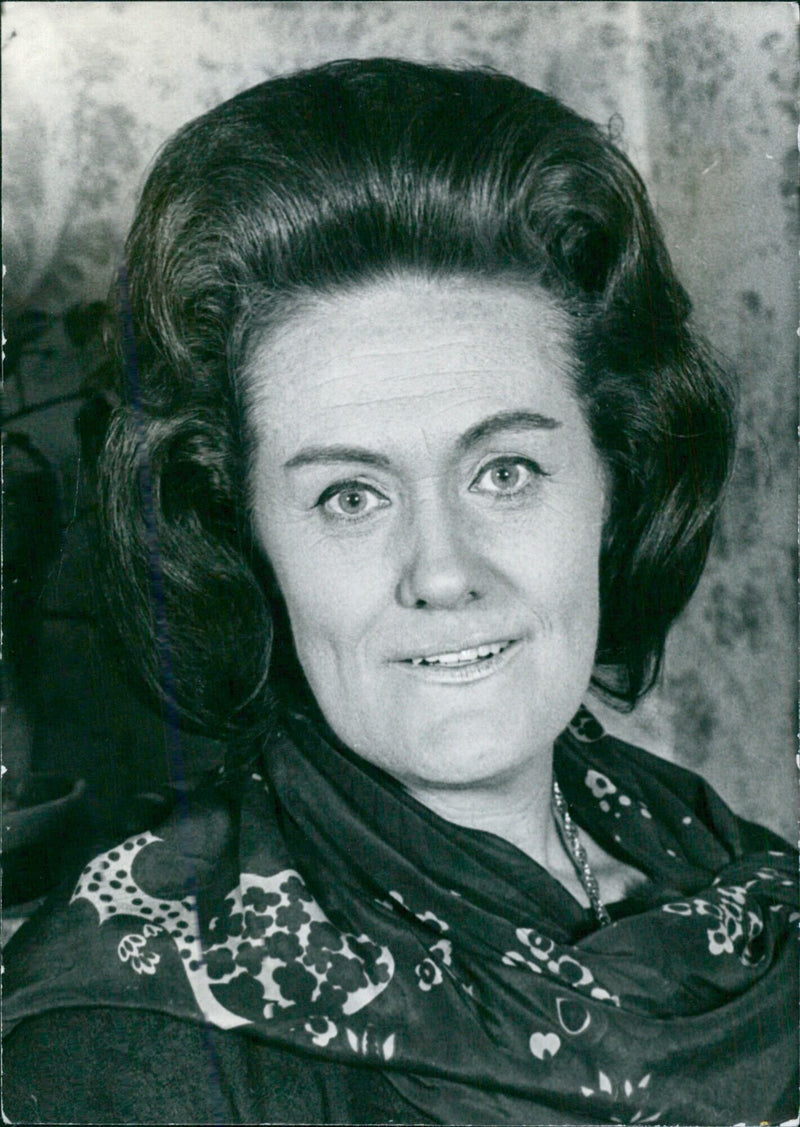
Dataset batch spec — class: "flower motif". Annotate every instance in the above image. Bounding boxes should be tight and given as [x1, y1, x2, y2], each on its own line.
[515, 929, 555, 960]
[585, 770, 617, 799]
[706, 905, 743, 956]
[263, 929, 303, 962]
[275, 899, 311, 932]
[569, 708, 604, 742]
[78, 841, 395, 1028]
[415, 957, 443, 991]
[307, 919, 344, 954]
[242, 886, 281, 912]
[664, 884, 758, 961]
[707, 926, 735, 956]
[206, 946, 237, 981]
[326, 952, 368, 993]
[117, 930, 161, 975]
[272, 961, 317, 1006]
[383, 891, 452, 938]
[416, 909, 449, 933]
[580, 1070, 664, 1123]
[502, 949, 543, 974]
[304, 1016, 338, 1047]
[242, 910, 273, 940]
[303, 946, 333, 975]
[235, 941, 267, 976]
[222, 910, 245, 937]
[349, 934, 393, 984]
[280, 874, 314, 903]
[504, 929, 619, 1004]
[345, 1026, 397, 1059]
[550, 953, 594, 989]
[429, 937, 453, 967]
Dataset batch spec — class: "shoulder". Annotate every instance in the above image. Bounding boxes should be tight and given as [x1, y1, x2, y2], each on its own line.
[561, 707, 795, 857]
[3, 1007, 236, 1124]
[2, 1006, 425, 1125]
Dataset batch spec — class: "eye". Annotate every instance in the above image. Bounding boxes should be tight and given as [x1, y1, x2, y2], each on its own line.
[318, 481, 390, 521]
[469, 457, 543, 497]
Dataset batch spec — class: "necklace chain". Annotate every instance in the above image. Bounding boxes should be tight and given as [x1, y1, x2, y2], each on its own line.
[551, 779, 612, 928]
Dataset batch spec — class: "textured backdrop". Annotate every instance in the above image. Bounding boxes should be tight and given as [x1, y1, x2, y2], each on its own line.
[3, 1, 797, 838]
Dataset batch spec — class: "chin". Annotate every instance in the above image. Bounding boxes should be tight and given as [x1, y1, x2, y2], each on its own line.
[383, 711, 551, 790]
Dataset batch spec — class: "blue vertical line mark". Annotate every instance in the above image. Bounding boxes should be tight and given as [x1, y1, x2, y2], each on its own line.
[116, 264, 229, 1125]
[116, 267, 187, 803]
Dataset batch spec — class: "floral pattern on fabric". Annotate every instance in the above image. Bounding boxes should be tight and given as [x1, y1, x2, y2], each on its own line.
[662, 879, 773, 963]
[503, 930, 620, 1005]
[383, 890, 455, 993]
[72, 834, 394, 1031]
[117, 925, 162, 975]
[580, 1070, 665, 1123]
[7, 707, 799, 1125]
[584, 768, 652, 820]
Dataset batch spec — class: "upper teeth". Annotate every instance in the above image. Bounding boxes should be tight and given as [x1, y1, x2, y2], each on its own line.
[410, 641, 510, 666]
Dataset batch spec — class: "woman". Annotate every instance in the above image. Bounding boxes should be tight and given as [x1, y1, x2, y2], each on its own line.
[4, 59, 797, 1125]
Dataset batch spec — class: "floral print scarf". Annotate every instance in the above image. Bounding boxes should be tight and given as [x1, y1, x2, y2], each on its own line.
[5, 707, 798, 1124]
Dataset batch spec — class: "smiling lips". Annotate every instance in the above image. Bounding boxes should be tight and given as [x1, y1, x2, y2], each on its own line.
[404, 640, 515, 668]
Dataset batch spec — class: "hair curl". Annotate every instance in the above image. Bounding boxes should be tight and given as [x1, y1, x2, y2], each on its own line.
[98, 58, 735, 740]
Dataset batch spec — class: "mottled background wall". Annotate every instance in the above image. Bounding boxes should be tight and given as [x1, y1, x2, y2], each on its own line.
[3, 1, 797, 839]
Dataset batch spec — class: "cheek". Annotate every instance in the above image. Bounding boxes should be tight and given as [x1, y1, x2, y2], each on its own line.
[264, 530, 386, 665]
[507, 496, 603, 613]
[556, 530, 603, 640]
[252, 477, 396, 675]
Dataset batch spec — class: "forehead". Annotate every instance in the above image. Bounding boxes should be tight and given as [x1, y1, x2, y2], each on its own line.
[245, 276, 578, 448]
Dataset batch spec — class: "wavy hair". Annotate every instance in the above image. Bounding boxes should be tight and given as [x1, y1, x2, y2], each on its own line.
[98, 58, 735, 740]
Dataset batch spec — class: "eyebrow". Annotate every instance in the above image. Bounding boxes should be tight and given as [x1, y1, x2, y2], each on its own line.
[284, 446, 392, 471]
[283, 410, 562, 471]
[455, 409, 562, 452]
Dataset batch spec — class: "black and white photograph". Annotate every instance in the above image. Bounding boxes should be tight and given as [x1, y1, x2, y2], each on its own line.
[2, 3, 798, 1123]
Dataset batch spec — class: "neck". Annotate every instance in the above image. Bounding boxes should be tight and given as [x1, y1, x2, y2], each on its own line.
[402, 755, 572, 879]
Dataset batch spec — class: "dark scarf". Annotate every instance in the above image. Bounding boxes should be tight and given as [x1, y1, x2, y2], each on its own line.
[5, 707, 798, 1124]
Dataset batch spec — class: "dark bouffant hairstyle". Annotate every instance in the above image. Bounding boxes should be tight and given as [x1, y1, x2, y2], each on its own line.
[98, 57, 734, 740]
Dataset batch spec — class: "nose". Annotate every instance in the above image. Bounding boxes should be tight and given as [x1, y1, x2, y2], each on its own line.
[395, 497, 485, 610]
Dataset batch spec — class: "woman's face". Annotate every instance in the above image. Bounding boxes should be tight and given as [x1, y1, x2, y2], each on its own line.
[247, 276, 607, 793]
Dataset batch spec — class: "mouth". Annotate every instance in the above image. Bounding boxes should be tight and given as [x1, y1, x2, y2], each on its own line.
[396, 638, 521, 682]
[404, 640, 514, 667]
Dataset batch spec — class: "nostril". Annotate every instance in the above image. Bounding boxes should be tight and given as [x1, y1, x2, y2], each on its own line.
[395, 522, 485, 609]
[412, 590, 478, 610]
